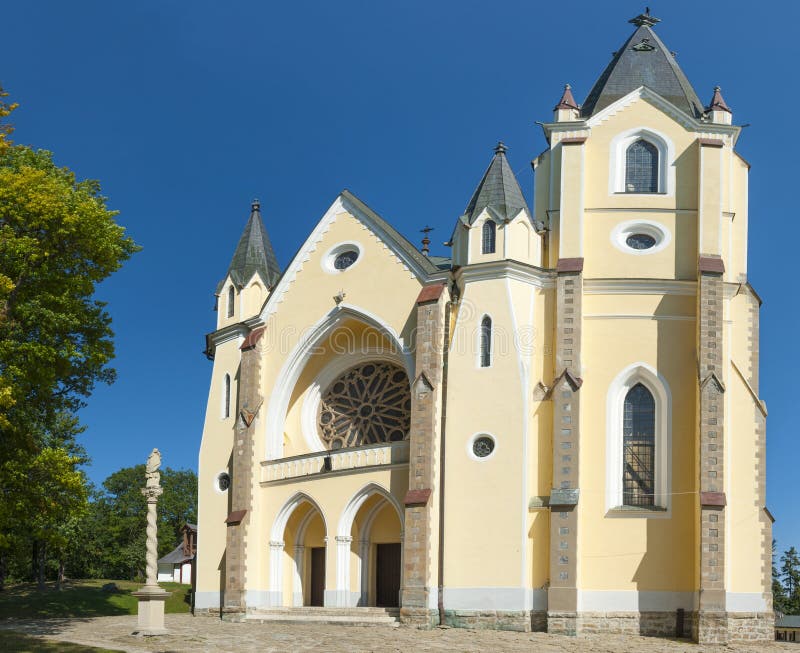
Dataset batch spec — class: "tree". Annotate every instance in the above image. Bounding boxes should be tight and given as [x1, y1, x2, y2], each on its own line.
[781, 546, 800, 615]
[0, 85, 139, 447]
[87, 465, 197, 580]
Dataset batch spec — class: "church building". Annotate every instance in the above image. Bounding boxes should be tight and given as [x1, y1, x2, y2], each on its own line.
[196, 11, 772, 642]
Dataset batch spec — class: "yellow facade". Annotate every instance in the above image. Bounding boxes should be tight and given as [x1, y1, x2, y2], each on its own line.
[196, 11, 771, 642]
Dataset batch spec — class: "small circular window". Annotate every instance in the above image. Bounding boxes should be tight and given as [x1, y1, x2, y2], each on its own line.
[334, 250, 359, 270]
[217, 472, 230, 492]
[611, 220, 670, 255]
[625, 233, 656, 250]
[472, 435, 495, 458]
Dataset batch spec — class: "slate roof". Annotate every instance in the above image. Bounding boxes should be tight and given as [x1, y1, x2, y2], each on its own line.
[777, 615, 800, 628]
[158, 543, 192, 565]
[218, 200, 281, 293]
[461, 143, 531, 225]
[581, 17, 704, 119]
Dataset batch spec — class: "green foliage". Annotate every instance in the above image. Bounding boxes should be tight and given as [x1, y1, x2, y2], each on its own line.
[73, 466, 198, 580]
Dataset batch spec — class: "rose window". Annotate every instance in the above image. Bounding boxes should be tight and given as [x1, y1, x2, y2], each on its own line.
[318, 362, 411, 450]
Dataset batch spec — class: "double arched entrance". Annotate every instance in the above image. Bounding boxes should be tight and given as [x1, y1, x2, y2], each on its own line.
[270, 483, 404, 608]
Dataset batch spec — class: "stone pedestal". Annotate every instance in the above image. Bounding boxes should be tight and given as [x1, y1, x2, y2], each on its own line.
[132, 587, 169, 636]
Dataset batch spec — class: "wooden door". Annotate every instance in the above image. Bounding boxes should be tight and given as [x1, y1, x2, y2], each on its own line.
[375, 543, 401, 607]
[310, 547, 325, 607]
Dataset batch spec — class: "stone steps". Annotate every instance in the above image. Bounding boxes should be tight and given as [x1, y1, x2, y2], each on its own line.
[242, 607, 400, 627]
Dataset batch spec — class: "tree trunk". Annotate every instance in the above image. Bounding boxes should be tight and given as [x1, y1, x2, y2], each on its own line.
[37, 540, 46, 590]
[0, 552, 7, 591]
[56, 559, 65, 591]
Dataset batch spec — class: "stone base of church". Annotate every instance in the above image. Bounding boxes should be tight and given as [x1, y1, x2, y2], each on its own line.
[442, 610, 541, 632]
[551, 611, 692, 638]
[694, 611, 774, 644]
[399, 607, 438, 628]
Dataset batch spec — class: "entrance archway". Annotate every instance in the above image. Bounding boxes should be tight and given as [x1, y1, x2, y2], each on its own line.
[270, 492, 328, 607]
[336, 483, 403, 608]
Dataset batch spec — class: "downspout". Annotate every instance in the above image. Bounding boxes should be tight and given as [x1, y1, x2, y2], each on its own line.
[437, 288, 453, 625]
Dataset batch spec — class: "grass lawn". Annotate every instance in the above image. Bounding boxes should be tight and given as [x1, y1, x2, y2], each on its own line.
[0, 631, 122, 652]
[0, 579, 191, 619]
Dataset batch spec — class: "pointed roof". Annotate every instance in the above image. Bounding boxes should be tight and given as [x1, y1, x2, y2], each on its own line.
[219, 199, 281, 292]
[461, 142, 531, 225]
[554, 84, 579, 110]
[581, 11, 704, 119]
[706, 86, 731, 113]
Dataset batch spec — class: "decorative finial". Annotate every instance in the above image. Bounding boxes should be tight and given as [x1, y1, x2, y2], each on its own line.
[333, 290, 346, 305]
[494, 141, 507, 155]
[706, 86, 732, 113]
[629, 8, 660, 27]
[554, 83, 579, 111]
[420, 226, 434, 257]
[251, 198, 261, 212]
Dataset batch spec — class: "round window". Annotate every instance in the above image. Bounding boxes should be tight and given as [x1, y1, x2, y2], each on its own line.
[472, 435, 495, 458]
[625, 233, 656, 250]
[217, 472, 230, 492]
[334, 250, 359, 270]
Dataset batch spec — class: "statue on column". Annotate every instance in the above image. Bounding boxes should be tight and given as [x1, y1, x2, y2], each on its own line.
[132, 448, 169, 636]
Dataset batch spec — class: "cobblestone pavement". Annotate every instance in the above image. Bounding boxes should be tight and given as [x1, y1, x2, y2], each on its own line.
[0, 615, 795, 653]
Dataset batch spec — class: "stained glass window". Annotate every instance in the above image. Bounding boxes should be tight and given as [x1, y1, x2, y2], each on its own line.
[224, 374, 231, 418]
[334, 250, 359, 270]
[625, 139, 659, 193]
[480, 316, 492, 368]
[626, 233, 656, 250]
[473, 436, 495, 458]
[319, 362, 410, 450]
[623, 383, 655, 506]
[482, 221, 496, 254]
[227, 285, 235, 317]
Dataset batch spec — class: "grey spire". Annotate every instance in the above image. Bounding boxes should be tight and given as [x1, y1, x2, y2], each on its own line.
[461, 142, 531, 225]
[219, 199, 281, 292]
[581, 12, 704, 118]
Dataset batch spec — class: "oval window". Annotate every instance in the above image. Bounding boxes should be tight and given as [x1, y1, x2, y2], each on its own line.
[625, 233, 656, 250]
[334, 250, 359, 270]
[217, 472, 231, 492]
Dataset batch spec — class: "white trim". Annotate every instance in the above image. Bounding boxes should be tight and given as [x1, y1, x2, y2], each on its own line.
[584, 314, 694, 322]
[609, 127, 675, 197]
[442, 587, 547, 611]
[455, 259, 555, 288]
[584, 279, 695, 296]
[579, 590, 694, 612]
[258, 194, 436, 324]
[263, 303, 413, 460]
[194, 591, 221, 610]
[300, 348, 408, 454]
[466, 431, 498, 462]
[726, 592, 768, 612]
[605, 363, 672, 515]
[610, 219, 672, 256]
[321, 241, 364, 275]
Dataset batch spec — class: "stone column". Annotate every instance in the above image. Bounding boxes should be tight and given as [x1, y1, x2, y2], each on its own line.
[224, 326, 265, 612]
[695, 256, 727, 643]
[547, 258, 583, 636]
[334, 535, 353, 607]
[133, 448, 168, 636]
[358, 539, 370, 606]
[292, 545, 305, 607]
[401, 284, 447, 627]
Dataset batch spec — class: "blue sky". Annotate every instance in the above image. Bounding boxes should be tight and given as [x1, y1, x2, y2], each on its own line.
[4, 2, 798, 553]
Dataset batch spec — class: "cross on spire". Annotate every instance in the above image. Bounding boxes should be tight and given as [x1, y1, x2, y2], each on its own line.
[420, 226, 434, 256]
[629, 7, 660, 28]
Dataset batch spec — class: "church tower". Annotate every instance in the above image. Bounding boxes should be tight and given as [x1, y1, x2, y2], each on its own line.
[197, 200, 281, 611]
[530, 9, 770, 642]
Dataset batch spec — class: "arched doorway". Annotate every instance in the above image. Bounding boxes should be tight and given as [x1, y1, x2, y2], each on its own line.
[270, 493, 328, 607]
[336, 484, 403, 608]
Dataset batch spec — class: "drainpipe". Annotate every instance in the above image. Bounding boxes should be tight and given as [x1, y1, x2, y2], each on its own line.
[437, 289, 453, 625]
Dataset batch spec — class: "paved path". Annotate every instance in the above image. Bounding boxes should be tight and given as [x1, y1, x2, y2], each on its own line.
[0, 614, 794, 652]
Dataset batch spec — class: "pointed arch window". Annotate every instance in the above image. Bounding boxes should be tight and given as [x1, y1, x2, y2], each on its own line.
[625, 139, 659, 193]
[482, 221, 496, 254]
[223, 374, 231, 419]
[622, 383, 655, 507]
[227, 285, 235, 318]
[479, 316, 492, 368]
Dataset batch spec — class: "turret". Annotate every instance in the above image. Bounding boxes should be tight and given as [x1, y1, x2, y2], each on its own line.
[216, 199, 281, 328]
[554, 84, 580, 122]
[706, 86, 733, 125]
